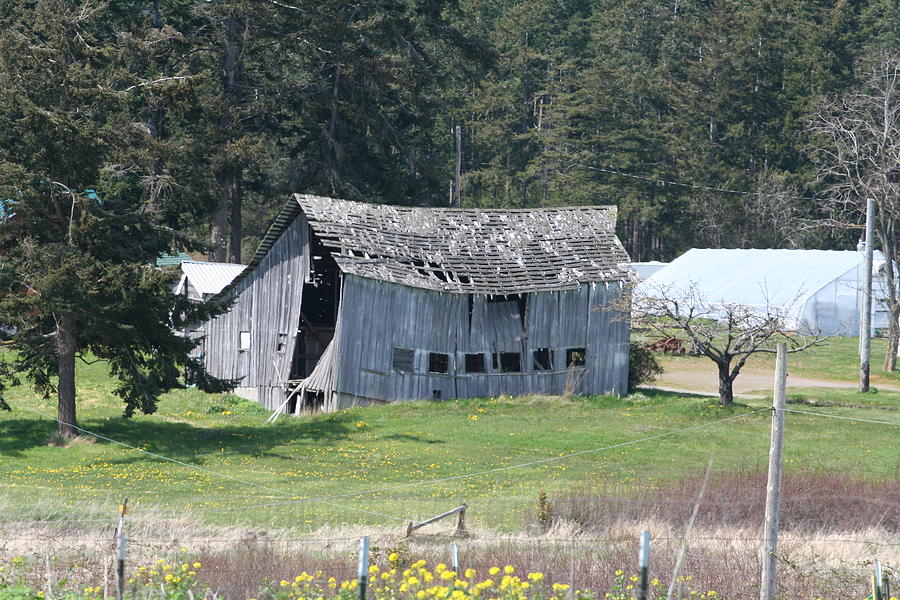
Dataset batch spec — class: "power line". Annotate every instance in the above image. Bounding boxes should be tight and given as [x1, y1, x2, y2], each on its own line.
[16, 406, 407, 523]
[574, 164, 824, 202]
[782, 408, 900, 427]
[161, 409, 769, 516]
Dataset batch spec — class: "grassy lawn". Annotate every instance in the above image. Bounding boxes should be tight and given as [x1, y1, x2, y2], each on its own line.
[753, 335, 900, 384]
[0, 356, 896, 532]
[669, 333, 900, 382]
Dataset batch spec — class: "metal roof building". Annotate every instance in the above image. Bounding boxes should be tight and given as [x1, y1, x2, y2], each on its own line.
[198, 194, 633, 414]
[638, 248, 889, 335]
[174, 261, 246, 302]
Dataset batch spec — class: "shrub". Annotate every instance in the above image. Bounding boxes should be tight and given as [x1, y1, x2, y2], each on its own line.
[628, 342, 663, 392]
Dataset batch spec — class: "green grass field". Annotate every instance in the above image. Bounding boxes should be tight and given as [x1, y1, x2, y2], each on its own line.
[0, 338, 896, 534]
[654, 333, 900, 385]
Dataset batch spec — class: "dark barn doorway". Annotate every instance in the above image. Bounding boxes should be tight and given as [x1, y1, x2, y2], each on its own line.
[289, 232, 341, 382]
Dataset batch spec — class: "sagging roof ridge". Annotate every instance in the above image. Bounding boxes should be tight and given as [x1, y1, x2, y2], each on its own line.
[217, 194, 631, 299]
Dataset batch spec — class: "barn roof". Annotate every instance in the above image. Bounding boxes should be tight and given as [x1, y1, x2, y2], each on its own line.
[255, 194, 629, 294]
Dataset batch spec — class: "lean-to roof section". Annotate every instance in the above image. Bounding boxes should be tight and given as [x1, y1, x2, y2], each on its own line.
[296, 194, 631, 294]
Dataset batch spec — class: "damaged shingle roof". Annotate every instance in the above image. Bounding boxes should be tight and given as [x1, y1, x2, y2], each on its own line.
[290, 194, 631, 294]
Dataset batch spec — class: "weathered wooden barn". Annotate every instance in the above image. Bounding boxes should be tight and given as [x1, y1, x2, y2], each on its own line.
[197, 194, 633, 413]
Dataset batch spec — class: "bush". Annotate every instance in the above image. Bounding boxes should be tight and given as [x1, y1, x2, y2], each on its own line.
[628, 342, 663, 392]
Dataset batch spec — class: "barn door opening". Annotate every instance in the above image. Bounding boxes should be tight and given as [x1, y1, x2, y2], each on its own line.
[290, 234, 341, 381]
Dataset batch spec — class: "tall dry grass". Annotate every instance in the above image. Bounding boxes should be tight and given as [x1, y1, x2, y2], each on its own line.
[0, 470, 896, 599]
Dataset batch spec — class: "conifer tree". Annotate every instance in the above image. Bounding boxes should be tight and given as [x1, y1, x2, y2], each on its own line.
[0, 0, 231, 438]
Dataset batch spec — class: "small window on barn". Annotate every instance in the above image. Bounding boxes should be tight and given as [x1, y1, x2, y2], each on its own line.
[392, 348, 415, 372]
[566, 348, 586, 368]
[493, 352, 521, 373]
[239, 330, 251, 351]
[465, 353, 486, 373]
[428, 352, 449, 374]
[276, 333, 288, 354]
[533, 348, 554, 371]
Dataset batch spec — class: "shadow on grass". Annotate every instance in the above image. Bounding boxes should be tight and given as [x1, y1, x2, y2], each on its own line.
[632, 387, 714, 401]
[380, 433, 445, 444]
[0, 411, 356, 459]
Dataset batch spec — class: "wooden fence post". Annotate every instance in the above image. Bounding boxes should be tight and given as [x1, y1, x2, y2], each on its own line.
[358, 537, 370, 600]
[638, 530, 650, 600]
[456, 503, 467, 536]
[567, 543, 575, 600]
[44, 554, 53, 600]
[115, 498, 128, 600]
[405, 503, 468, 537]
[760, 344, 786, 600]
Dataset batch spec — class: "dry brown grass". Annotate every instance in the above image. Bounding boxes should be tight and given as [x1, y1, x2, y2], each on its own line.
[0, 470, 896, 600]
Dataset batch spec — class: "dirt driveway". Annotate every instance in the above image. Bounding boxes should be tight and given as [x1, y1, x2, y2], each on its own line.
[650, 357, 900, 397]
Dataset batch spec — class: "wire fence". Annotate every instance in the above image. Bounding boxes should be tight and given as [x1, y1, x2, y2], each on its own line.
[2, 396, 898, 599]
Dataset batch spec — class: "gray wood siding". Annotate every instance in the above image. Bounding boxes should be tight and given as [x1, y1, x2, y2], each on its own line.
[201, 215, 310, 408]
[331, 275, 628, 406]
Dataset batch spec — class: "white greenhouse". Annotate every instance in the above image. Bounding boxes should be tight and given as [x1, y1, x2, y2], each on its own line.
[638, 248, 889, 336]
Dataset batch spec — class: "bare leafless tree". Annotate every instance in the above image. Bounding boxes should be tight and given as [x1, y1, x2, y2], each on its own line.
[631, 282, 823, 407]
[810, 52, 900, 370]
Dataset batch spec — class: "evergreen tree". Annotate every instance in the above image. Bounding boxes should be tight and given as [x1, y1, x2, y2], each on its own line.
[0, 0, 230, 438]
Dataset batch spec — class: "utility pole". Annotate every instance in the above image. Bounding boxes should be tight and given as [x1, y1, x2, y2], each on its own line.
[860, 197, 875, 392]
[453, 125, 462, 207]
[760, 343, 786, 600]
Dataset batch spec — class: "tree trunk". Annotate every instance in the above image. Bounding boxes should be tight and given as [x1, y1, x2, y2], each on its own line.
[150, 0, 160, 28]
[227, 170, 242, 264]
[209, 199, 228, 262]
[56, 313, 78, 439]
[717, 362, 734, 407]
[887, 306, 900, 371]
[880, 229, 898, 371]
[209, 10, 242, 264]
